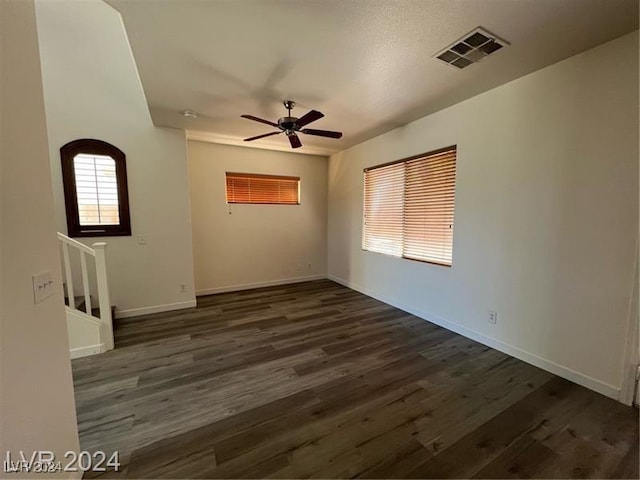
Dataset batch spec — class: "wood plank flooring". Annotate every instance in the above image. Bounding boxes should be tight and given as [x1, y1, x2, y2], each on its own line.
[71, 280, 639, 479]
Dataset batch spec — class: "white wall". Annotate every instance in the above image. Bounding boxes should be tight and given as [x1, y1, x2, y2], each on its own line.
[35, 0, 196, 318]
[327, 31, 639, 400]
[0, 0, 81, 473]
[188, 141, 327, 294]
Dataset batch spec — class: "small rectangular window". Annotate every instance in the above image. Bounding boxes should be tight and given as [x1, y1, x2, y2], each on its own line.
[225, 172, 300, 205]
[363, 146, 457, 266]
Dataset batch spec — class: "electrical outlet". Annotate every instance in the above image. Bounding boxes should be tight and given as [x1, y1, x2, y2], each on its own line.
[308, 263, 312, 270]
[488, 310, 498, 324]
[138, 234, 146, 245]
[180, 284, 186, 293]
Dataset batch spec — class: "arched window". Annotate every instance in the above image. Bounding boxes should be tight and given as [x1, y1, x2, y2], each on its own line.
[60, 139, 131, 237]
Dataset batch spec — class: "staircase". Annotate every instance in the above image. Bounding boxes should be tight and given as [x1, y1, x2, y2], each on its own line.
[58, 232, 115, 359]
[64, 294, 115, 320]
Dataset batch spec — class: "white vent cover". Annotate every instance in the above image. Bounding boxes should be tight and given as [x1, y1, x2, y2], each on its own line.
[435, 27, 509, 70]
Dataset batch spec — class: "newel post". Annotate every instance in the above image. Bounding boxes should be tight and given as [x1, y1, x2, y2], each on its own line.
[93, 242, 114, 351]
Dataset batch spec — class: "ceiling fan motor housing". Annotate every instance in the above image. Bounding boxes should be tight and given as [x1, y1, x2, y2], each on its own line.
[278, 116, 298, 131]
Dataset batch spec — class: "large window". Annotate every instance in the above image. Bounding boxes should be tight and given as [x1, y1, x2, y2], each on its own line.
[60, 139, 131, 237]
[363, 146, 456, 266]
[225, 172, 300, 205]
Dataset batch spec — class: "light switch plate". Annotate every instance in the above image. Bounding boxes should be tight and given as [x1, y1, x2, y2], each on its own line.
[33, 271, 54, 304]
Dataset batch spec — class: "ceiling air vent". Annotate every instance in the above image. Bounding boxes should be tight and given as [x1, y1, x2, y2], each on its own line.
[435, 27, 509, 70]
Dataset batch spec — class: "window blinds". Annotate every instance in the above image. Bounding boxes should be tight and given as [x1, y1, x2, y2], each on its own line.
[73, 154, 120, 226]
[363, 162, 405, 257]
[363, 146, 456, 266]
[226, 172, 300, 205]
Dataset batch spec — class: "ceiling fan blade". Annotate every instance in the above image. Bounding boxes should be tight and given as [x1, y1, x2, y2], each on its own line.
[244, 131, 281, 142]
[288, 133, 302, 149]
[241, 114, 278, 128]
[300, 128, 343, 139]
[296, 110, 324, 128]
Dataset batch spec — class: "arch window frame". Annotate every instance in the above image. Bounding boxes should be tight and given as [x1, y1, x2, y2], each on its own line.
[60, 138, 132, 237]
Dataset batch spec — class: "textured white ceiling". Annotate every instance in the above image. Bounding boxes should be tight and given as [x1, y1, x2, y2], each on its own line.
[107, 0, 638, 156]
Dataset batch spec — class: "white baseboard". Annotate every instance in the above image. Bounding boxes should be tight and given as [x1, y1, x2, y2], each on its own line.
[115, 300, 197, 319]
[70, 343, 104, 359]
[196, 274, 327, 296]
[327, 274, 621, 401]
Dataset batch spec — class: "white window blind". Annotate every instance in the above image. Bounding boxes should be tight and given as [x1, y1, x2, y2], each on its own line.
[363, 162, 405, 257]
[363, 146, 457, 266]
[73, 154, 120, 226]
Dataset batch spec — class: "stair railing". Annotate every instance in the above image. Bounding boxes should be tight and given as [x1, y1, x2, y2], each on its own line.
[58, 232, 114, 351]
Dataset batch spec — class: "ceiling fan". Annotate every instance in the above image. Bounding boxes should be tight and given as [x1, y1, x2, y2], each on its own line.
[241, 100, 343, 149]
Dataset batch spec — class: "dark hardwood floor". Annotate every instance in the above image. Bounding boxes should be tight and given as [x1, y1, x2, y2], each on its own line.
[71, 280, 639, 479]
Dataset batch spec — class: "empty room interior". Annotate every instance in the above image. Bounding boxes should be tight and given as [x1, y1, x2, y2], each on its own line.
[2, 0, 640, 478]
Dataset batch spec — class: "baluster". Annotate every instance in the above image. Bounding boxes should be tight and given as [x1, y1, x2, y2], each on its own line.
[62, 242, 74, 308]
[80, 251, 92, 315]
